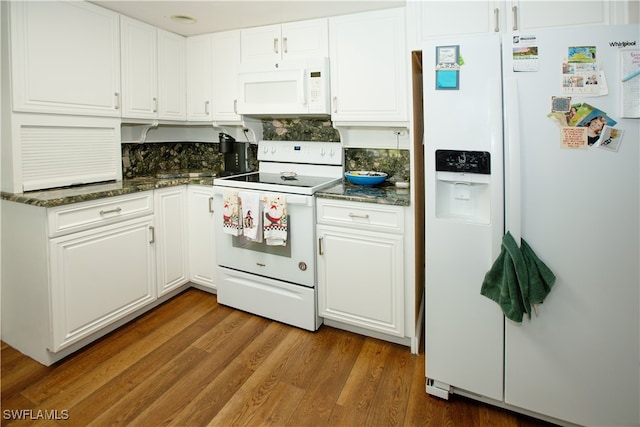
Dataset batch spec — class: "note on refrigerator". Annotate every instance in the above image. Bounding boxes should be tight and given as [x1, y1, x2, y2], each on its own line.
[620, 49, 640, 118]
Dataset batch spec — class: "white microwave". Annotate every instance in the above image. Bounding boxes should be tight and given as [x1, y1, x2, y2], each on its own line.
[237, 58, 330, 116]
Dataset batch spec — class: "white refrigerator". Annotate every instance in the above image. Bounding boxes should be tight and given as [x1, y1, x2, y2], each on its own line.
[423, 25, 639, 427]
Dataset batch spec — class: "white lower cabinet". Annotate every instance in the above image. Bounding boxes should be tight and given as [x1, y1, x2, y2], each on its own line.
[155, 186, 189, 296]
[187, 185, 217, 290]
[1, 190, 196, 365]
[316, 199, 405, 337]
[49, 216, 157, 352]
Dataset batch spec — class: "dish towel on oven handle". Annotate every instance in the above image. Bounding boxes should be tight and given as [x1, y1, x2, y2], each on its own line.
[263, 194, 288, 246]
[222, 190, 242, 236]
[239, 191, 261, 242]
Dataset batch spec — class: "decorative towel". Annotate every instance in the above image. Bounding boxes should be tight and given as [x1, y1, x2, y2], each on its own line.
[480, 231, 556, 322]
[239, 191, 261, 241]
[263, 194, 288, 246]
[222, 190, 242, 236]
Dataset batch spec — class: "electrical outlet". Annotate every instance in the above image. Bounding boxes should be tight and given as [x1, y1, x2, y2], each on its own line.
[393, 130, 407, 137]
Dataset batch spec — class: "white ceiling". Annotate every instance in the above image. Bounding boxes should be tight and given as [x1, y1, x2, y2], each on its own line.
[90, 0, 406, 36]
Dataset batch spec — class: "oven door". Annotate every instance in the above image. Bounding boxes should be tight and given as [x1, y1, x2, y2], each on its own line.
[213, 187, 316, 287]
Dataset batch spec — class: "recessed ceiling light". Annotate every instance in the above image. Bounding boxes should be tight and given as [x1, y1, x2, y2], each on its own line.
[170, 14, 197, 24]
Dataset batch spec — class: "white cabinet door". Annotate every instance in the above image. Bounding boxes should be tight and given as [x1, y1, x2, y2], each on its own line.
[121, 16, 157, 120]
[418, 1, 626, 39]
[121, 18, 186, 121]
[329, 8, 407, 125]
[281, 19, 329, 60]
[187, 186, 217, 290]
[157, 29, 187, 120]
[155, 187, 189, 296]
[211, 30, 242, 123]
[317, 224, 404, 337]
[420, 1, 500, 38]
[186, 34, 213, 121]
[9, 1, 121, 117]
[513, 1, 614, 31]
[49, 216, 156, 352]
[240, 19, 328, 63]
[240, 24, 282, 63]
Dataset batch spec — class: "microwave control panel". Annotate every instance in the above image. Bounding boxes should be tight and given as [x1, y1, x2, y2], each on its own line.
[308, 71, 323, 110]
[306, 59, 329, 114]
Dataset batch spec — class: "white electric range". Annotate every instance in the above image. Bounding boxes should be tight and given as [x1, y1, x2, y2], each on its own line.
[212, 140, 343, 330]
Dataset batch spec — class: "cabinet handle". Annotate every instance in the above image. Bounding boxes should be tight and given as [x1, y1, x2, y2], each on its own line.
[332, 96, 338, 113]
[512, 6, 518, 31]
[348, 212, 370, 219]
[205, 100, 210, 115]
[494, 8, 500, 32]
[153, 97, 158, 113]
[283, 37, 288, 53]
[233, 99, 237, 114]
[208, 197, 214, 213]
[318, 236, 323, 255]
[99, 207, 122, 215]
[114, 92, 120, 110]
[149, 226, 155, 244]
[274, 38, 279, 54]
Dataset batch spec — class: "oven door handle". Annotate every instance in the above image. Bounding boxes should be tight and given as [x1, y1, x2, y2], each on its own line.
[212, 188, 313, 207]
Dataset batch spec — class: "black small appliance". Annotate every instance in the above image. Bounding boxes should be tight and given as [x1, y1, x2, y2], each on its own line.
[219, 132, 249, 175]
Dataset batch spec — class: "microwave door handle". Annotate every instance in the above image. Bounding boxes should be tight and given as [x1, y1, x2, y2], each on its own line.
[300, 69, 307, 107]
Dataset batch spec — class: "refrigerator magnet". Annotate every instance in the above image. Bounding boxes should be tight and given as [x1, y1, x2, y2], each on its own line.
[435, 45, 460, 90]
[551, 96, 571, 113]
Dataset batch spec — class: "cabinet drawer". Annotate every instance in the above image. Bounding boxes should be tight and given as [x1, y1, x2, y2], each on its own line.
[316, 199, 404, 233]
[48, 192, 154, 237]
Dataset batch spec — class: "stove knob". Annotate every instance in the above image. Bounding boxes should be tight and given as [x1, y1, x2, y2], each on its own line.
[270, 146, 276, 154]
[320, 148, 326, 156]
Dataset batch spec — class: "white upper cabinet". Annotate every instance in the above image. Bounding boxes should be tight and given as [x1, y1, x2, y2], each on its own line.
[186, 34, 213, 121]
[157, 29, 187, 120]
[186, 30, 242, 123]
[120, 16, 157, 119]
[211, 30, 242, 123]
[240, 18, 328, 63]
[417, 1, 634, 40]
[121, 16, 186, 121]
[328, 8, 408, 125]
[9, 1, 121, 117]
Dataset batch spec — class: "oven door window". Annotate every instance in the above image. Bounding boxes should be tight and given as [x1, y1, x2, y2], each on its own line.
[231, 220, 292, 258]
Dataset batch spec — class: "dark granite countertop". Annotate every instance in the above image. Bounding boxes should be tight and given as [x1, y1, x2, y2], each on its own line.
[1, 175, 215, 208]
[2, 175, 411, 208]
[316, 181, 411, 206]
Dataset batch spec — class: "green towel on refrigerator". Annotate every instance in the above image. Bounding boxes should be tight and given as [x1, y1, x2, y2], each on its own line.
[520, 238, 556, 306]
[480, 231, 555, 323]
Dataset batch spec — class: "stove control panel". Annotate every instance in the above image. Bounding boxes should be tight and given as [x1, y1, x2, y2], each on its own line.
[435, 149, 490, 174]
[258, 141, 343, 166]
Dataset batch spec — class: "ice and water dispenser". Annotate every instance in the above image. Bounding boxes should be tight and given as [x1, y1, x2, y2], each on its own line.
[434, 150, 491, 224]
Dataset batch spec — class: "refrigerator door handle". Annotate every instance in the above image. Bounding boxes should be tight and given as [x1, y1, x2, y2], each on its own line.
[505, 79, 522, 244]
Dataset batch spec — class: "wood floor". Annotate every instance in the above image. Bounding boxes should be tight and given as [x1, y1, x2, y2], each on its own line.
[2, 288, 554, 426]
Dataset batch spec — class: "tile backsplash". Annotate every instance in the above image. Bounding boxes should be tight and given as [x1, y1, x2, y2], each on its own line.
[122, 119, 410, 182]
[262, 118, 340, 141]
[122, 142, 224, 179]
[345, 148, 410, 182]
